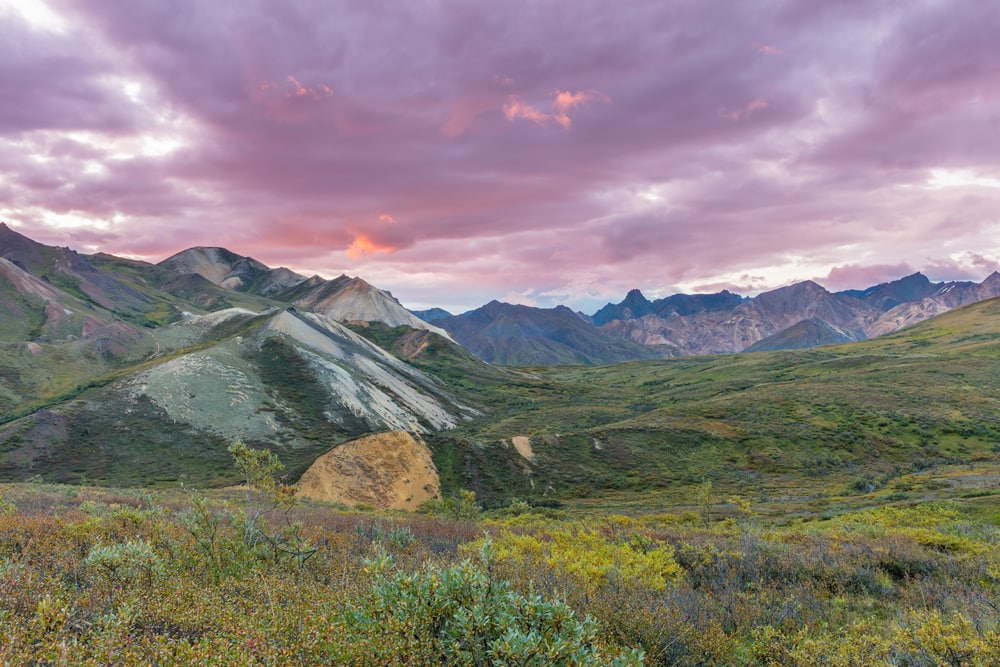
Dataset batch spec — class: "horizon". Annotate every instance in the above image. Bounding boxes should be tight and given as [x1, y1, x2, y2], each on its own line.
[4, 218, 997, 317]
[2, 0, 999, 313]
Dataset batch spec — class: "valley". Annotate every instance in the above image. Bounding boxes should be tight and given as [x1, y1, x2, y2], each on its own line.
[1, 225, 999, 664]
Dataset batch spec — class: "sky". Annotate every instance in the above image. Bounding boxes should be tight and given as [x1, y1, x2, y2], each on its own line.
[2, 0, 999, 314]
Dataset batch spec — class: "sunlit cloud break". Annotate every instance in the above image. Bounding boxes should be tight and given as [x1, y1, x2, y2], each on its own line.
[504, 89, 610, 129]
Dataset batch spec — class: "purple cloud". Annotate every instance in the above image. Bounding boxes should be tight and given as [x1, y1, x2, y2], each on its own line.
[1, 0, 998, 312]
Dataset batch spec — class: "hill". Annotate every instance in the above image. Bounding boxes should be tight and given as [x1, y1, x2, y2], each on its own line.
[0, 307, 473, 486]
[289, 274, 452, 339]
[158, 246, 306, 296]
[423, 297, 1000, 504]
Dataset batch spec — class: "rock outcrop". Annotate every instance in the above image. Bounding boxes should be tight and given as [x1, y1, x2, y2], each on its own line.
[296, 431, 441, 510]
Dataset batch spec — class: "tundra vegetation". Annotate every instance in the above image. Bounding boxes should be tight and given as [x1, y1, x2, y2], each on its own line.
[0, 446, 997, 665]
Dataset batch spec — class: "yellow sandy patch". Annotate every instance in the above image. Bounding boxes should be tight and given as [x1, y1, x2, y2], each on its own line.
[511, 436, 534, 461]
[296, 431, 440, 511]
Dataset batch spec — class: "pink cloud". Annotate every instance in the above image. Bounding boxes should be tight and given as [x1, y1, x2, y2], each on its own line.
[503, 97, 551, 125]
[821, 263, 916, 291]
[504, 89, 610, 128]
[1, 0, 997, 314]
[718, 98, 769, 121]
[345, 233, 396, 259]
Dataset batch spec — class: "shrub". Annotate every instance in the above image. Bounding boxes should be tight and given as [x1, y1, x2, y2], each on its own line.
[477, 523, 683, 593]
[84, 538, 163, 602]
[334, 546, 643, 666]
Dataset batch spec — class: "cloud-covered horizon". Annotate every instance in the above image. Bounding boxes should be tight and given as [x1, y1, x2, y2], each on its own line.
[2, 0, 999, 312]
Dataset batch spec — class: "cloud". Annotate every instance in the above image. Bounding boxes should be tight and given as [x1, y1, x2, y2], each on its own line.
[821, 263, 916, 291]
[2, 0, 998, 313]
[346, 233, 396, 259]
[504, 89, 610, 128]
[718, 98, 769, 121]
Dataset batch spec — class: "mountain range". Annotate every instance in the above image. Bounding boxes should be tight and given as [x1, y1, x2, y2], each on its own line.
[3, 222, 1000, 499]
[426, 270, 1000, 363]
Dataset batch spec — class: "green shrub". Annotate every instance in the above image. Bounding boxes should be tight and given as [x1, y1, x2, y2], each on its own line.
[334, 546, 643, 666]
[84, 538, 163, 602]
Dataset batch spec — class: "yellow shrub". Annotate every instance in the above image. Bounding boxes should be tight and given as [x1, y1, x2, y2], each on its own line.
[896, 610, 1000, 667]
[472, 523, 683, 592]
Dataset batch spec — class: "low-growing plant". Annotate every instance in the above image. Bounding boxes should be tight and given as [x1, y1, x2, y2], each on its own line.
[477, 522, 683, 593]
[84, 538, 163, 602]
[421, 488, 482, 520]
[334, 545, 644, 666]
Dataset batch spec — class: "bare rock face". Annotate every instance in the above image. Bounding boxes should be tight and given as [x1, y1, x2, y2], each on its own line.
[293, 275, 453, 339]
[296, 431, 441, 510]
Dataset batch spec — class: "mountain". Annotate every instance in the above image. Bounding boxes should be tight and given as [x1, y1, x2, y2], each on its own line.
[839, 272, 940, 311]
[595, 281, 864, 355]
[436, 300, 672, 365]
[742, 317, 855, 352]
[590, 273, 1000, 355]
[592, 288, 746, 327]
[591, 289, 654, 326]
[289, 275, 452, 339]
[431, 296, 1000, 504]
[158, 246, 306, 296]
[0, 305, 474, 486]
[652, 290, 746, 317]
[0, 223, 162, 325]
[0, 226, 483, 488]
[411, 307, 453, 323]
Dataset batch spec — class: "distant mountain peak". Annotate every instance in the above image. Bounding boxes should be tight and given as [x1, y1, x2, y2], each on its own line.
[591, 289, 653, 326]
[291, 273, 451, 339]
[159, 246, 305, 296]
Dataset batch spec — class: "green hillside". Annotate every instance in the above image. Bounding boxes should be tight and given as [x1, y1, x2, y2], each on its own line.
[400, 297, 1000, 508]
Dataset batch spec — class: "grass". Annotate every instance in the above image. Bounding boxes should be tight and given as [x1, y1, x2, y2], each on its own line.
[0, 478, 996, 665]
[375, 298, 1000, 508]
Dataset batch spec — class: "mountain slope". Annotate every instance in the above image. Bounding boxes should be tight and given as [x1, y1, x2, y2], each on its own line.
[1, 223, 161, 325]
[158, 246, 305, 296]
[290, 275, 452, 339]
[867, 272, 1000, 337]
[743, 317, 856, 352]
[0, 306, 473, 486]
[437, 301, 672, 365]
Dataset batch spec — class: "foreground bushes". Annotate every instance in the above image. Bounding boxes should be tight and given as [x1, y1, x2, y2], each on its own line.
[334, 547, 642, 665]
[0, 485, 997, 665]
